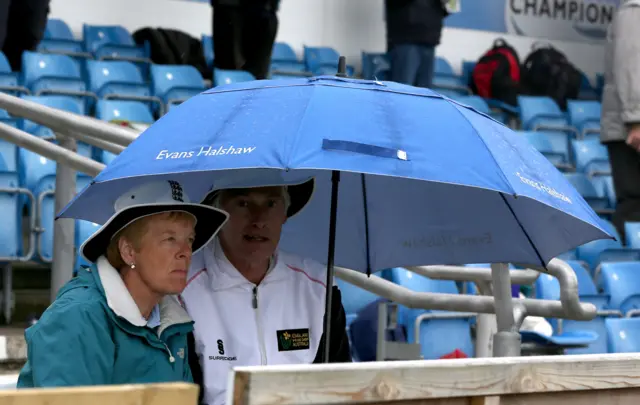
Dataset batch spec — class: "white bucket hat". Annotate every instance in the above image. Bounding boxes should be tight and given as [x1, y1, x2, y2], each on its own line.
[80, 180, 229, 263]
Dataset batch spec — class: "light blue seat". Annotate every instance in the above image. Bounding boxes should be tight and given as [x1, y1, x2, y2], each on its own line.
[303, 46, 355, 77]
[0, 109, 18, 127]
[95, 100, 154, 124]
[0, 52, 29, 96]
[38, 19, 88, 58]
[0, 140, 24, 260]
[432, 57, 470, 97]
[563, 173, 610, 212]
[606, 317, 640, 352]
[521, 131, 569, 169]
[536, 260, 608, 310]
[150, 65, 206, 107]
[213, 69, 256, 86]
[567, 100, 601, 138]
[388, 267, 474, 359]
[271, 43, 307, 76]
[21, 52, 90, 101]
[518, 96, 576, 133]
[591, 175, 616, 209]
[86, 60, 160, 113]
[570, 138, 610, 176]
[599, 262, 640, 316]
[20, 95, 85, 139]
[361, 52, 390, 81]
[576, 219, 640, 271]
[336, 278, 379, 327]
[624, 222, 640, 249]
[83, 24, 149, 65]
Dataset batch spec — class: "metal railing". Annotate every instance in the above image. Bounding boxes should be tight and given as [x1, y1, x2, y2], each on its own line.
[0, 92, 599, 357]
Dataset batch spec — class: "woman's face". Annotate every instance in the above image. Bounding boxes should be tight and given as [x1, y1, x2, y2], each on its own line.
[126, 212, 196, 296]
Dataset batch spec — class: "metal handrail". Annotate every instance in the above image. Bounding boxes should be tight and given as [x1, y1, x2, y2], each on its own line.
[408, 265, 540, 285]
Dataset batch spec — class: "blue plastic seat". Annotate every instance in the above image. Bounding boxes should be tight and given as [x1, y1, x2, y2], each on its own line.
[0, 140, 24, 260]
[213, 69, 256, 86]
[570, 139, 610, 176]
[150, 65, 205, 106]
[20, 95, 85, 139]
[0, 109, 18, 127]
[432, 58, 469, 97]
[361, 52, 390, 81]
[38, 19, 88, 58]
[304, 46, 355, 76]
[536, 260, 609, 310]
[591, 175, 616, 209]
[83, 24, 149, 64]
[271, 43, 307, 76]
[599, 262, 640, 315]
[564, 173, 610, 212]
[95, 100, 154, 124]
[388, 268, 474, 359]
[567, 100, 601, 138]
[518, 96, 578, 137]
[0, 52, 29, 96]
[561, 316, 611, 354]
[451, 95, 490, 114]
[335, 278, 380, 327]
[625, 222, 640, 249]
[21, 52, 92, 101]
[521, 131, 570, 169]
[606, 317, 640, 352]
[201, 35, 214, 71]
[576, 219, 633, 271]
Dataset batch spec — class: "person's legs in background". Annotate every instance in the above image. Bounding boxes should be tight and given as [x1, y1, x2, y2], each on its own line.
[1, 0, 50, 72]
[241, 8, 278, 80]
[389, 43, 421, 86]
[415, 45, 436, 89]
[606, 141, 640, 242]
[212, 5, 245, 72]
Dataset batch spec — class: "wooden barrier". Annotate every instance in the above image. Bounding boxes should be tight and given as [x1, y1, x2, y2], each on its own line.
[229, 353, 640, 405]
[0, 382, 198, 405]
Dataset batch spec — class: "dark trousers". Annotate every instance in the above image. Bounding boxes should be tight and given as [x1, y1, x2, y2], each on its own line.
[607, 141, 640, 242]
[0, 0, 50, 71]
[212, 5, 278, 80]
[389, 43, 436, 88]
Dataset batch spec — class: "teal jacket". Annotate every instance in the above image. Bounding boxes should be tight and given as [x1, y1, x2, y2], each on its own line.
[17, 260, 194, 387]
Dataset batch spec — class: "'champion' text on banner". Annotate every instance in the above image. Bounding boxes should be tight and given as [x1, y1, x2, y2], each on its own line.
[155, 145, 257, 160]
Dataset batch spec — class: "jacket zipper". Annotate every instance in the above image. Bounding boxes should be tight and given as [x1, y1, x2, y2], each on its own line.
[252, 286, 267, 365]
[163, 342, 176, 363]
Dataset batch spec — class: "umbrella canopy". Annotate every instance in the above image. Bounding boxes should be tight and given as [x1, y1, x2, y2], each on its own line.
[59, 76, 612, 272]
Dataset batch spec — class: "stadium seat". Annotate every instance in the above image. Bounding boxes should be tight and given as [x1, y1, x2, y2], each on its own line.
[21, 52, 92, 101]
[201, 35, 214, 71]
[625, 222, 640, 249]
[0, 140, 24, 260]
[521, 131, 570, 169]
[0, 109, 18, 127]
[271, 43, 307, 76]
[576, 219, 640, 272]
[591, 175, 616, 209]
[606, 317, 640, 353]
[303, 46, 355, 76]
[518, 96, 578, 137]
[570, 138, 610, 176]
[387, 268, 475, 359]
[82, 24, 149, 64]
[536, 260, 608, 310]
[95, 100, 154, 124]
[20, 95, 85, 139]
[335, 278, 379, 327]
[432, 57, 470, 97]
[567, 100, 601, 139]
[38, 19, 89, 58]
[563, 173, 610, 212]
[213, 69, 256, 86]
[577, 74, 600, 102]
[599, 262, 640, 315]
[361, 52, 389, 81]
[150, 65, 206, 106]
[0, 52, 29, 96]
[86, 60, 161, 113]
[461, 61, 475, 85]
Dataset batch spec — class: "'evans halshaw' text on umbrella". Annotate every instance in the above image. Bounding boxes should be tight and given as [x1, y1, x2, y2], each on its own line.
[155, 145, 257, 160]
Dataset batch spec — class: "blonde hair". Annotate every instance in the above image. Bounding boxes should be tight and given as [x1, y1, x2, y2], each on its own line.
[105, 211, 195, 270]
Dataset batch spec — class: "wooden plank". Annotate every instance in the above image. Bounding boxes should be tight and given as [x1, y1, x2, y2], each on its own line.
[500, 388, 640, 405]
[0, 382, 198, 405]
[229, 353, 640, 405]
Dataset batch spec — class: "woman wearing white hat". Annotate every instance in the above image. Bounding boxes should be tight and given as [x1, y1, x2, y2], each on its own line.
[17, 180, 229, 388]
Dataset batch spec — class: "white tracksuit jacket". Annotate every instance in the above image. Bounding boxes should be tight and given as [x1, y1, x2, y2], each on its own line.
[180, 238, 351, 405]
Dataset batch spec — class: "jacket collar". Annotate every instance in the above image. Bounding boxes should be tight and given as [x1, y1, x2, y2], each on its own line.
[93, 256, 192, 335]
[204, 238, 284, 291]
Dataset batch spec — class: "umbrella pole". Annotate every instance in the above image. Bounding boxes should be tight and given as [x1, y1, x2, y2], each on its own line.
[322, 170, 341, 363]
[491, 263, 521, 357]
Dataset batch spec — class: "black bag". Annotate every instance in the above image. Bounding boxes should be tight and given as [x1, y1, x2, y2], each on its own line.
[132, 28, 211, 80]
[469, 39, 521, 106]
[520, 44, 581, 110]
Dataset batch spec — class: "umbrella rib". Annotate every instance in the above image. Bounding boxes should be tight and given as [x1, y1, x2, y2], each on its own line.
[361, 174, 372, 276]
[500, 193, 547, 268]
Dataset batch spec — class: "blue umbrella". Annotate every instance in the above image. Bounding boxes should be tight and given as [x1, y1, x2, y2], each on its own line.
[59, 75, 612, 360]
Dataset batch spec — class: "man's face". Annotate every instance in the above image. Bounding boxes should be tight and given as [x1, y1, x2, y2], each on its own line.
[218, 186, 288, 264]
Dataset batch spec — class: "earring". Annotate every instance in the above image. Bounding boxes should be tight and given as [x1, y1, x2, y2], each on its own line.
[130, 263, 136, 269]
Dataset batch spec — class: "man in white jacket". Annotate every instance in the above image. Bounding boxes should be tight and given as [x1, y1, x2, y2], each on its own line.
[180, 177, 352, 405]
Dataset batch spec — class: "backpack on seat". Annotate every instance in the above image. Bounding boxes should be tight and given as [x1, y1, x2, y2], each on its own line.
[469, 38, 521, 106]
[520, 43, 581, 110]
